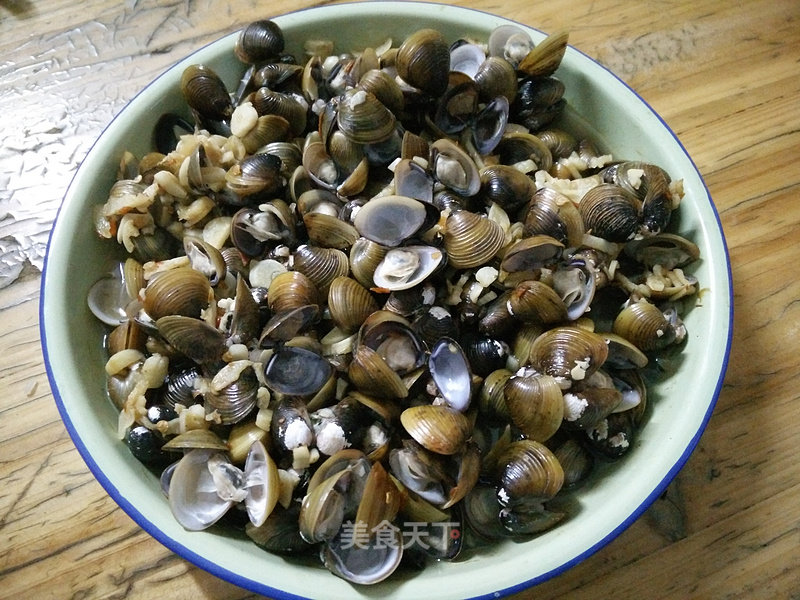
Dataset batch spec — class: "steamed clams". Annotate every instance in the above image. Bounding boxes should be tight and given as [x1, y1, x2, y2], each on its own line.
[89, 17, 702, 587]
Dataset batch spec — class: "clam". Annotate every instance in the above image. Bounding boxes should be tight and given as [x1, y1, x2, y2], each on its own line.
[413, 305, 459, 347]
[396, 28, 451, 96]
[328, 276, 379, 334]
[159, 364, 203, 408]
[230, 203, 294, 258]
[388, 440, 450, 505]
[578, 183, 641, 243]
[348, 318, 426, 399]
[429, 138, 481, 197]
[251, 88, 307, 137]
[471, 96, 510, 156]
[428, 337, 472, 412]
[180, 64, 233, 123]
[372, 246, 444, 291]
[349, 237, 390, 288]
[585, 410, 635, 459]
[528, 326, 609, 388]
[461, 334, 509, 377]
[357, 68, 404, 116]
[156, 315, 226, 364]
[612, 298, 681, 352]
[246, 504, 310, 555]
[552, 437, 594, 487]
[443, 210, 505, 269]
[291, 245, 350, 297]
[204, 363, 259, 425]
[311, 398, 368, 457]
[252, 62, 303, 91]
[551, 253, 597, 321]
[507, 279, 568, 324]
[500, 503, 565, 536]
[463, 484, 508, 540]
[168, 450, 235, 531]
[143, 267, 213, 321]
[264, 345, 334, 397]
[517, 30, 569, 77]
[303, 212, 359, 249]
[495, 131, 553, 174]
[522, 186, 584, 247]
[562, 382, 623, 430]
[603, 161, 674, 234]
[503, 372, 564, 442]
[487, 24, 534, 68]
[450, 41, 485, 78]
[353, 195, 429, 247]
[225, 152, 285, 200]
[243, 440, 280, 527]
[88, 261, 140, 327]
[537, 127, 577, 160]
[299, 468, 353, 543]
[161, 428, 227, 452]
[107, 318, 147, 355]
[336, 89, 396, 145]
[478, 368, 513, 423]
[267, 271, 321, 314]
[478, 290, 515, 338]
[494, 439, 564, 507]
[478, 164, 536, 214]
[513, 76, 566, 132]
[183, 237, 226, 287]
[228, 275, 261, 344]
[393, 158, 434, 204]
[235, 114, 293, 154]
[474, 56, 518, 102]
[400, 404, 472, 455]
[235, 19, 284, 64]
[501, 235, 565, 274]
[322, 525, 403, 585]
[434, 75, 480, 135]
[600, 332, 649, 370]
[624, 232, 700, 270]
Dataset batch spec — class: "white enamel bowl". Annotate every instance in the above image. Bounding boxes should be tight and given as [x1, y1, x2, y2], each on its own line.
[41, 3, 733, 598]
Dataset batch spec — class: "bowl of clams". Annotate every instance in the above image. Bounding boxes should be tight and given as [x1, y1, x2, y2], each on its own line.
[41, 2, 733, 598]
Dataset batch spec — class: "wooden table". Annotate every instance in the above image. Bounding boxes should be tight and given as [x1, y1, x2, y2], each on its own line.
[1, 0, 798, 597]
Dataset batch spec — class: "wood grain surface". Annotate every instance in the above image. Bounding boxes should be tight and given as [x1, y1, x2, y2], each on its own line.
[2, 0, 799, 598]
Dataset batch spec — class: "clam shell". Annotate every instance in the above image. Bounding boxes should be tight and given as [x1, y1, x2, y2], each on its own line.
[291, 245, 350, 297]
[348, 344, 409, 400]
[328, 276, 380, 334]
[372, 245, 444, 291]
[143, 267, 213, 321]
[612, 298, 676, 352]
[507, 279, 568, 324]
[400, 404, 471, 455]
[303, 212, 359, 250]
[528, 326, 609, 387]
[349, 237, 389, 289]
[336, 89, 396, 145]
[168, 449, 234, 531]
[396, 28, 450, 96]
[517, 30, 569, 77]
[443, 210, 505, 269]
[267, 271, 321, 314]
[495, 439, 564, 506]
[156, 315, 226, 364]
[578, 183, 641, 243]
[353, 195, 428, 247]
[205, 364, 258, 425]
[504, 373, 564, 442]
